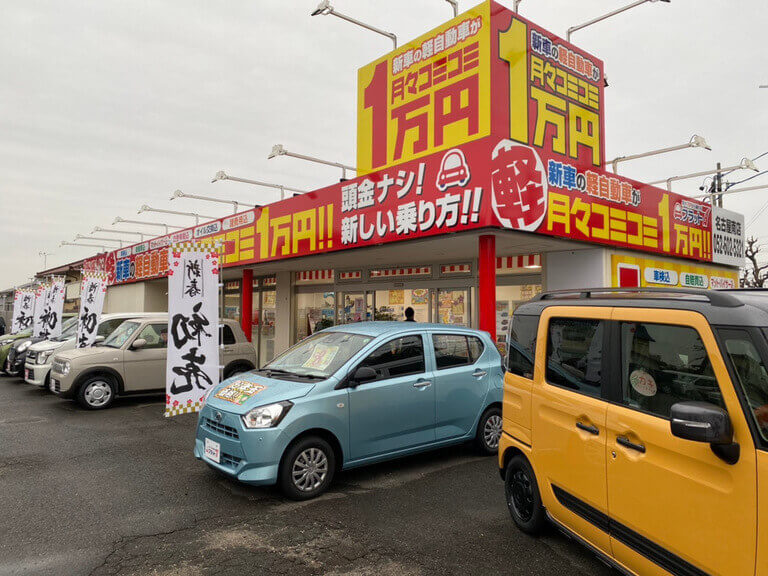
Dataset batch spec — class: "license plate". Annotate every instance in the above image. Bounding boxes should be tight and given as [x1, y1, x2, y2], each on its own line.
[204, 438, 221, 464]
[25, 368, 30, 380]
[50, 379, 57, 392]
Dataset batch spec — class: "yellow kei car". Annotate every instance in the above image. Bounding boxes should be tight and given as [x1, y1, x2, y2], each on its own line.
[499, 288, 768, 576]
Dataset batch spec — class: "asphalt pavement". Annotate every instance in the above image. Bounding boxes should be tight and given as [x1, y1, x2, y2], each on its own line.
[0, 374, 615, 576]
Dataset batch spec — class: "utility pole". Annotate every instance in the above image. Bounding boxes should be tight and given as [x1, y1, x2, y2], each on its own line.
[715, 162, 723, 207]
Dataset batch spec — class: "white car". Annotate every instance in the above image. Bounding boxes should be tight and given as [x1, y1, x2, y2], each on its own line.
[24, 313, 155, 388]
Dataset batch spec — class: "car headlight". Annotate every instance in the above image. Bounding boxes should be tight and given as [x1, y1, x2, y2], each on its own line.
[18, 341, 31, 353]
[61, 361, 71, 376]
[37, 351, 53, 365]
[242, 401, 293, 429]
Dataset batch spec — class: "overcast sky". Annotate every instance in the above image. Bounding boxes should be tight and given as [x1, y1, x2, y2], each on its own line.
[1, 0, 766, 288]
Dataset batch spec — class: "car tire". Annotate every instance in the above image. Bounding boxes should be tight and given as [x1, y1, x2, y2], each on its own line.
[278, 435, 336, 501]
[505, 455, 547, 535]
[76, 374, 116, 410]
[474, 406, 503, 455]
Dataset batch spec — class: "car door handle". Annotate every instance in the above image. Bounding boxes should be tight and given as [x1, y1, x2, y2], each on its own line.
[413, 380, 432, 389]
[576, 422, 599, 435]
[616, 436, 646, 453]
[472, 369, 487, 378]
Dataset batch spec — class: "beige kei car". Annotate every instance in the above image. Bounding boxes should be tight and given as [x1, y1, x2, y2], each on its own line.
[49, 314, 257, 409]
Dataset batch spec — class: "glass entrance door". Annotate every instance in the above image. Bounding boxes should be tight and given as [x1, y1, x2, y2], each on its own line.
[373, 288, 430, 322]
[340, 292, 373, 323]
[259, 289, 276, 366]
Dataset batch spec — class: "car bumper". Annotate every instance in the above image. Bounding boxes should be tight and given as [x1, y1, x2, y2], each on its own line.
[49, 371, 76, 397]
[194, 405, 284, 486]
[24, 362, 51, 386]
[5, 357, 24, 376]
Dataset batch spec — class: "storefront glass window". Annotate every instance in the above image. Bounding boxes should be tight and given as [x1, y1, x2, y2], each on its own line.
[436, 289, 468, 326]
[295, 291, 336, 342]
[340, 293, 373, 323]
[374, 289, 430, 322]
[259, 290, 277, 366]
[223, 280, 241, 321]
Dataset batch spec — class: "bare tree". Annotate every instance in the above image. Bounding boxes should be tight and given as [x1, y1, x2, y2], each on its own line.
[741, 237, 768, 287]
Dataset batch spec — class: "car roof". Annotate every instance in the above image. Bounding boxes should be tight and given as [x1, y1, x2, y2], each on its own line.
[322, 321, 487, 337]
[513, 288, 768, 327]
[100, 312, 157, 320]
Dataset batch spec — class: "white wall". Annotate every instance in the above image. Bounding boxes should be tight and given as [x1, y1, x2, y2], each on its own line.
[544, 249, 609, 291]
[103, 283, 146, 313]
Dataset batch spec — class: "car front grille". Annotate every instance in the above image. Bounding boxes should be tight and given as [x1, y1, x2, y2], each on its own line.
[203, 417, 240, 439]
[220, 452, 242, 468]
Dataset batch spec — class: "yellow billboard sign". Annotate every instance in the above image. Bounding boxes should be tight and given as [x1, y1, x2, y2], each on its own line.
[356, 2, 491, 175]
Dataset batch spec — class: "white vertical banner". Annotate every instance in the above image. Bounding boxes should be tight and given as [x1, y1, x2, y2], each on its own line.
[76, 273, 108, 348]
[46, 277, 66, 339]
[165, 242, 220, 417]
[11, 288, 35, 334]
[33, 283, 51, 338]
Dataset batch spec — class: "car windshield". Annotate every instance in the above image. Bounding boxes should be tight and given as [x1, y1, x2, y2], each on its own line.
[103, 321, 141, 348]
[262, 331, 373, 379]
[53, 318, 79, 341]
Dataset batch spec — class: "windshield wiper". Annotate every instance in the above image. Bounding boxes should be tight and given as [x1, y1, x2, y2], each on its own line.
[260, 368, 325, 380]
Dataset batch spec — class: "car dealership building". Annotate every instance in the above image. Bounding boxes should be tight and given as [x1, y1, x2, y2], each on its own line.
[35, 2, 743, 367]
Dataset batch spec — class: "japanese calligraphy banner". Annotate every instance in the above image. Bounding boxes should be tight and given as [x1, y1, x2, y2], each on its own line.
[76, 273, 108, 348]
[32, 283, 50, 338]
[165, 242, 219, 417]
[11, 288, 35, 334]
[46, 278, 66, 339]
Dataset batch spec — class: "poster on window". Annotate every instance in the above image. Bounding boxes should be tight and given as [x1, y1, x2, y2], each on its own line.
[11, 288, 35, 334]
[76, 273, 108, 348]
[165, 242, 220, 417]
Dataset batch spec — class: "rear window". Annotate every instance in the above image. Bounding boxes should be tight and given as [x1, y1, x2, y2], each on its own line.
[507, 315, 539, 378]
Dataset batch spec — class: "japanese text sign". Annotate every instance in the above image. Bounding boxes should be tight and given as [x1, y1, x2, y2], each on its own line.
[357, 2, 491, 174]
[165, 242, 219, 417]
[11, 288, 35, 334]
[77, 273, 108, 348]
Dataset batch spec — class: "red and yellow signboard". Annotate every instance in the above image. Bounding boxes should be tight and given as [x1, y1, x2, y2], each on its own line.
[83, 1, 739, 285]
[357, 3, 492, 174]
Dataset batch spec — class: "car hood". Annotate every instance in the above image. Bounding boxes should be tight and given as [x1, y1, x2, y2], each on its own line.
[30, 339, 71, 352]
[54, 346, 117, 363]
[204, 372, 319, 415]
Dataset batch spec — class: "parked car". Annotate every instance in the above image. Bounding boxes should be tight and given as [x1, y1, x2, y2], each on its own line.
[0, 328, 33, 374]
[498, 287, 768, 576]
[50, 315, 256, 410]
[194, 322, 504, 500]
[24, 313, 156, 389]
[4, 314, 77, 377]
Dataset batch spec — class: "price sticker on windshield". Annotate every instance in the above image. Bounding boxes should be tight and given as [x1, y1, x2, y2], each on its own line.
[214, 380, 266, 405]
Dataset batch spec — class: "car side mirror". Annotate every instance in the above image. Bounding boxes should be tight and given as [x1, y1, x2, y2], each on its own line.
[93, 335, 105, 345]
[350, 366, 377, 386]
[670, 401, 739, 464]
[131, 338, 147, 350]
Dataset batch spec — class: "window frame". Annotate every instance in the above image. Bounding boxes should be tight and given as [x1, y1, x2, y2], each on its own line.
[715, 325, 768, 452]
[131, 322, 169, 350]
[611, 320, 726, 421]
[352, 333, 427, 385]
[431, 333, 483, 371]
[543, 315, 613, 400]
[220, 324, 236, 346]
[506, 314, 539, 378]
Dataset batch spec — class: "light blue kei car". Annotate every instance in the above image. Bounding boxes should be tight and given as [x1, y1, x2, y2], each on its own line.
[194, 322, 504, 499]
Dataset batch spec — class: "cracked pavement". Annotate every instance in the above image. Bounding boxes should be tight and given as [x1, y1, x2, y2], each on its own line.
[0, 375, 614, 576]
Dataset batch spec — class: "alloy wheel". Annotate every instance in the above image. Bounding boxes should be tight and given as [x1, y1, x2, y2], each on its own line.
[483, 414, 503, 449]
[291, 447, 328, 492]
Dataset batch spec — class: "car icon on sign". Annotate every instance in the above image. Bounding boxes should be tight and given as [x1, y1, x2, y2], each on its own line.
[436, 148, 471, 191]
